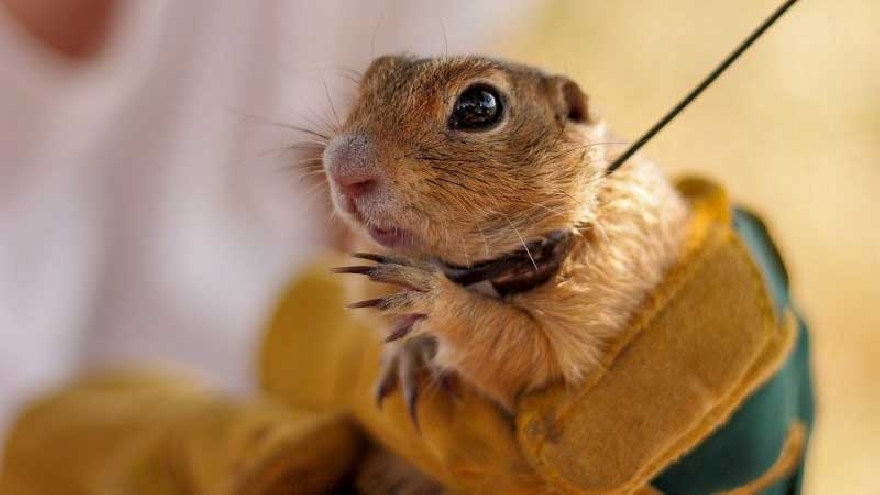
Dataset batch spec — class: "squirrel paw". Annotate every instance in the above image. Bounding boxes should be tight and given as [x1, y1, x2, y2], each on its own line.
[334, 252, 447, 325]
[374, 335, 459, 431]
[335, 253, 462, 429]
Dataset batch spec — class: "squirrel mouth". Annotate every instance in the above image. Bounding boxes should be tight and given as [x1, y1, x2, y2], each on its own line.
[367, 224, 412, 248]
[437, 230, 571, 296]
[344, 204, 415, 249]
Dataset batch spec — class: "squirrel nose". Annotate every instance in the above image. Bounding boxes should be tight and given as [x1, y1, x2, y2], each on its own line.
[336, 169, 377, 200]
[323, 133, 379, 201]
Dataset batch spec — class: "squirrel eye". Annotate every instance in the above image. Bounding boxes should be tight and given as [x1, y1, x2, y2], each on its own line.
[448, 84, 502, 131]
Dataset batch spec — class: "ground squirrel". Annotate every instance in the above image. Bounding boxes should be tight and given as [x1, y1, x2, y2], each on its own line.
[321, 55, 688, 418]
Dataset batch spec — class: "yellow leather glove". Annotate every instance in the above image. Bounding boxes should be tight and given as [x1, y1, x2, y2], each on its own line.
[0, 372, 364, 495]
[258, 178, 796, 495]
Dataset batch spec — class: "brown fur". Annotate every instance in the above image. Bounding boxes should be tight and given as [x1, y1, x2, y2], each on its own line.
[323, 55, 688, 409]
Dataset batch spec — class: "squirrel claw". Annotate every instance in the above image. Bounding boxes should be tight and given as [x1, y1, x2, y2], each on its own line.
[352, 252, 390, 263]
[346, 298, 387, 310]
[437, 372, 461, 402]
[398, 337, 424, 432]
[384, 313, 427, 343]
[332, 265, 373, 274]
[375, 367, 398, 408]
[375, 335, 454, 432]
[335, 253, 438, 294]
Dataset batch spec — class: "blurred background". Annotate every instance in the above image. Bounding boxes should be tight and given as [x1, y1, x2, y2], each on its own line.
[0, 1, 877, 493]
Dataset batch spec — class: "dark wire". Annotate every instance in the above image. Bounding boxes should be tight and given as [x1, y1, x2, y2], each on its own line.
[606, 0, 801, 175]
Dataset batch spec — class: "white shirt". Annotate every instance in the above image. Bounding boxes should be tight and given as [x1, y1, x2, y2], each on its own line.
[0, 0, 535, 440]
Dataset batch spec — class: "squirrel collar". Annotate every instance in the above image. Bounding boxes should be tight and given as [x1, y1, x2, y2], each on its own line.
[437, 230, 571, 296]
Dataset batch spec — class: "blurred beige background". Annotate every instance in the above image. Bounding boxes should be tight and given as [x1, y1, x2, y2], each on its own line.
[494, 1, 879, 493]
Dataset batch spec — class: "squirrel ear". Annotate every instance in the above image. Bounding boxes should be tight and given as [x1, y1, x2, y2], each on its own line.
[363, 55, 408, 81]
[546, 76, 590, 125]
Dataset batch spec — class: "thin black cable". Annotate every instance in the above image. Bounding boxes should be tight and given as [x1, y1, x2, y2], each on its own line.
[606, 0, 801, 175]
